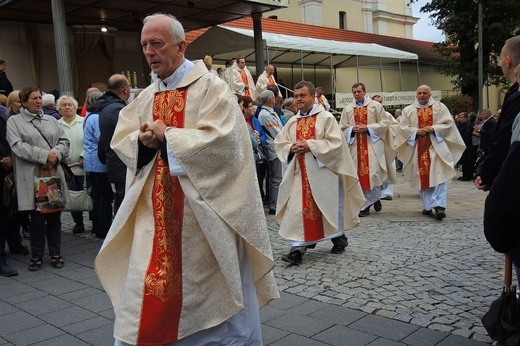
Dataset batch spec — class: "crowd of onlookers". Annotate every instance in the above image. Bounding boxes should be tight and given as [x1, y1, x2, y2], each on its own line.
[0, 52, 513, 277]
[0, 63, 133, 275]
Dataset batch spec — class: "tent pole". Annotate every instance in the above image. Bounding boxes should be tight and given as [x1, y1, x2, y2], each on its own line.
[416, 60, 421, 86]
[356, 55, 359, 82]
[379, 57, 383, 91]
[301, 50, 304, 80]
[252, 13, 264, 76]
[330, 54, 334, 109]
[398, 60, 402, 91]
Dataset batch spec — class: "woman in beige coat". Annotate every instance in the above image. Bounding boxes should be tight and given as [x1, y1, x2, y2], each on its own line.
[6, 86, 70, 271]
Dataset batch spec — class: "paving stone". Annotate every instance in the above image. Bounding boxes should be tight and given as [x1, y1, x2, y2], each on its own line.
[39, 306, 98, 327]
[269, 333, 330, 346]
[75, 323, 114, 345]
[265, 313, 335, 338]
[0, 311, 45, 335]
[3, 324, 64, 346]
[261, 324, 290, 345]
[349, 314, 419, 341]
[401, 327, 448, 346]
[30, 334, 91, 346]
[14, 295, 73, 316]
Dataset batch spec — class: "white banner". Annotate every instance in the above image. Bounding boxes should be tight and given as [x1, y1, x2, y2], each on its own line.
[335, 90, 441, 108]
[246, 0, 289, 7]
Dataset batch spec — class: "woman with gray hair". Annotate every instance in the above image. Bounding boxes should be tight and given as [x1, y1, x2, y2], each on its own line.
[57, 95, 85, 233]
[83, 91, 113, 239]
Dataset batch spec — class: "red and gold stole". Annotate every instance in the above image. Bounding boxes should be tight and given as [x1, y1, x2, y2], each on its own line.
[137, 88, 187, 345]
[317, 96, 324, 105]
[296, 115, 325, 241]
[240, 70, 251, 98]
[417, 106, 433, 190]
[353, 106, 370, 191]
[267, 75, 275, 85]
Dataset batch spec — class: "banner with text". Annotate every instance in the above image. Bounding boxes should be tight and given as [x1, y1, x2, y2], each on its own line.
[335, 91, 441, 109]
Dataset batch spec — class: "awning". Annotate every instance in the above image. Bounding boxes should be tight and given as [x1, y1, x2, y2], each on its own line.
[186, 25, 418, 68]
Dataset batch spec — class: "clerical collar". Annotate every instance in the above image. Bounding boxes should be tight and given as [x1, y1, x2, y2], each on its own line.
[300, 104, 317, 117]
[158, 59, 194, 91]
[355, 98, 365, 107]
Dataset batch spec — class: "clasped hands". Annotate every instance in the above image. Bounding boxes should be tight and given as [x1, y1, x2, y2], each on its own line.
[352, 124, 368, 133]
[417, 126, 434, 137]
[291, 139, 310, 155]
[139, 120, 168, 149]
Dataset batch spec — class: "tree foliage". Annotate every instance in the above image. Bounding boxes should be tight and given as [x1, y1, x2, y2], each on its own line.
[413, 0, 520, 109]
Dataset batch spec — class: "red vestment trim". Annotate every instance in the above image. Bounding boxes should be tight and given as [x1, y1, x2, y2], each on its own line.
[354, 107, 370, 191]
[417, 106, 433, 190]
[296, 115, 325, 242]
[267, 75, 275, 85]
[137, 89, 187, 345]
[240, 70, 251, 98]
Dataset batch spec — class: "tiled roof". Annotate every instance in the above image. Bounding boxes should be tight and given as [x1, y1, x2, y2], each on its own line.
[185, 17, 443, 65]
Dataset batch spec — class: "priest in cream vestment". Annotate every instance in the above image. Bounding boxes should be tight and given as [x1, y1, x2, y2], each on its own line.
[95, 13, 278, 346]
[396, 85, 465, 220]
[275, 81, 364, 265]
[340, 83, 396, 217]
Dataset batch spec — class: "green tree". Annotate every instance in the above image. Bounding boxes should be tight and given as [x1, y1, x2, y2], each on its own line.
[414, 0, 520, 110]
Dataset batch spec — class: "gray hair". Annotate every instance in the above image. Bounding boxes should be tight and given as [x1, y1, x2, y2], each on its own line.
[260, 90, 275, 103]
[56, 95, 78, 111]
[143, 13, 185, 45]
[42, 94, 55, 107]
[86, 90, 103, 113]
[283, 97, 295, 108]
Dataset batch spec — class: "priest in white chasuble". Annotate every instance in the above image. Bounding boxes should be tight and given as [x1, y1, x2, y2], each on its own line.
[275, 80, 364, 266]
[395, 85, 465, 221]
[95, 13, 278, 346]
[340, 83, 396, 217]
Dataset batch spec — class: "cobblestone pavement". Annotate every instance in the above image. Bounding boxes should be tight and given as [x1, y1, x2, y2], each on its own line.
[0, 174, 502, 345]
[266, 175, 501, 343]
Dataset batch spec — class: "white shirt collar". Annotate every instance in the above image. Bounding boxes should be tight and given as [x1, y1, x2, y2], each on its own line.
[158, 59, 194, 91]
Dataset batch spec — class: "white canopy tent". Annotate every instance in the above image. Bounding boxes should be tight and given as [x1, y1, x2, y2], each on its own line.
[187, 25, 418, 68]
[186, 25, 419, 107]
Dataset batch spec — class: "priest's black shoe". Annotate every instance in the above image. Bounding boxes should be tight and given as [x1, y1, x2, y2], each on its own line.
[422, 209, 432, 216]
[359, 207, 370, 217]
[331, 245, 346, 254]
[373, 200, 382, 212]
[281, 250, 302, 265]
[434, 207, 446, 220]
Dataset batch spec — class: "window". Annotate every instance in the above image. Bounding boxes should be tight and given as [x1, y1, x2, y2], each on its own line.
[339, 11, 346, 29]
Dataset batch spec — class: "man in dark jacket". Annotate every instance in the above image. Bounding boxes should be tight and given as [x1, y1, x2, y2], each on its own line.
[97, 74, 131, 216]
[475, 35, 520, 190]
[0, 60, 13, 97]
[457, 113, 474, 181]
[0, 114, 30, 276]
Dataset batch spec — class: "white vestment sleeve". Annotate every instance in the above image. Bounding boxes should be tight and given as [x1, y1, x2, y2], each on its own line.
[167, 145, 187, 176]
[345, 127, 355, 144]
[367, 127, 381, 143]
[407, 131, 417, 146]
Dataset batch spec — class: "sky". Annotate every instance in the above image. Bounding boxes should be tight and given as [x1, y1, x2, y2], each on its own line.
[410, 0, 445, 42]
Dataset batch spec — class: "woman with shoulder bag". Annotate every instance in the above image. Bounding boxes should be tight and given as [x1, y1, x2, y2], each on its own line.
[57, 95, 86, 234]
[6, 86, 70, 271]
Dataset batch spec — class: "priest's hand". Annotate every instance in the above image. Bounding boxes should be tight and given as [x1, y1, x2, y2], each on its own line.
[353, 124, 368, 133]
[139, 122, 162, 149]
[291, 140, 309, 155]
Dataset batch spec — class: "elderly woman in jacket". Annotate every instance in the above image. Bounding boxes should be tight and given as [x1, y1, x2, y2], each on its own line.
[6, 85, 70, 271]
[57, 96, 85, 234]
